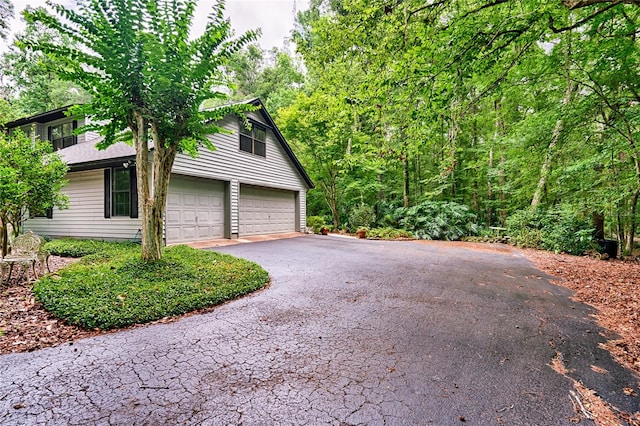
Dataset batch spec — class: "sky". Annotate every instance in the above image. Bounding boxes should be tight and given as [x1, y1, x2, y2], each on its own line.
[1, 0, 309, 53]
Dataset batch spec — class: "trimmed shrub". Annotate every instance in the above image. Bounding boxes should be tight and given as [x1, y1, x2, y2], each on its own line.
[34, 243, 269, 330]
[306, 216, 326, 234]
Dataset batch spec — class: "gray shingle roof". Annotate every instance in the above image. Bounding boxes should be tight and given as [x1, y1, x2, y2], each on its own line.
[58, 140, 136, 166]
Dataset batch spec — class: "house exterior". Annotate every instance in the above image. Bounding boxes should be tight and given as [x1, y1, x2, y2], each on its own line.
[4, 99, 314, 244]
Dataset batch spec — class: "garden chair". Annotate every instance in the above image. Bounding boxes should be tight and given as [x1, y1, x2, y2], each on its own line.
[0, 231, 50, 285]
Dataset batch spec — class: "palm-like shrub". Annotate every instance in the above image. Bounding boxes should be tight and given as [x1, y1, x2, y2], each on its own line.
[394, 201, 478, 240]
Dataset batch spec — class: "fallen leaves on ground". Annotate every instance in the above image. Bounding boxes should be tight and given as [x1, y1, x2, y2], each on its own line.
[523, 249, 640, 377]
[0, 256, 104, 354]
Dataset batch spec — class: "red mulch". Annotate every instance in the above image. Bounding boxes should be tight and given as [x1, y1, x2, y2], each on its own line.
[522, 249, 640, 376]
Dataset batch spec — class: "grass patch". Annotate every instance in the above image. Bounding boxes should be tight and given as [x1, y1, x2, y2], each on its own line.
[34, 243, 269, 330]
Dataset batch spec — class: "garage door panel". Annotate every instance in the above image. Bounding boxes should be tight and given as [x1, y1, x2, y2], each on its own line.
[166, 176, 225, 243]
[239, 186, 295, 236]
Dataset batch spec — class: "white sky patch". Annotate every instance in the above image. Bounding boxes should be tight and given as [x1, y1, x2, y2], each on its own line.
[1, 0, 309, 53]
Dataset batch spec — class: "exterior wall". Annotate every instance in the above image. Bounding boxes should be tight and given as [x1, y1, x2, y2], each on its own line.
[24, 169, 142, 241]
[172, 113, 309, 234]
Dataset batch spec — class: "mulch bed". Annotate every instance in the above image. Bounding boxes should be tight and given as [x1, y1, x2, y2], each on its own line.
[0, 256, 105, 354]
[523, 249, 640, 376]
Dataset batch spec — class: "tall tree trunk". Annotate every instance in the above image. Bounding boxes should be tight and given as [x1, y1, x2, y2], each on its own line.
[487, 146, 494, 227]
[532, 35, 575, 208]
[617, 206, 626, 249]
[403, 139, 410, 208]
[146, 122, 178, 261]
[320, 173, 340, 229]
[498, 153, 507, 227]
[531, 83, 575, 207]
[624, 189, 639, 255]
[0, 219, 7, 257]
[447, 104, 459, 198]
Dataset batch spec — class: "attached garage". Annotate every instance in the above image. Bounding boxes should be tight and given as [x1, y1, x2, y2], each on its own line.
[239, 185, 296, 236]
[165, 175, 226, 243]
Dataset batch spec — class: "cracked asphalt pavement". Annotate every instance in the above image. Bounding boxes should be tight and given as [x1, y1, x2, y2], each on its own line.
[2, 235, 638, 425]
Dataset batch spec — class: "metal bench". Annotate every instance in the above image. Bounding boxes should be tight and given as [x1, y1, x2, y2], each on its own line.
[0, 231, 50, 284]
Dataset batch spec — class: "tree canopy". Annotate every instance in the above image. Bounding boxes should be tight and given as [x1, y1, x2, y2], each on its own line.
[275, 0, 640, 254]
[0, 128, 68, 256]
[21, 0, 257, 260]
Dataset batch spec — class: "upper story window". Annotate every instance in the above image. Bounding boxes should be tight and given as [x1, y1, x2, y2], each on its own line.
[239, 119, 266, 157]
[48, 120, 77, 151]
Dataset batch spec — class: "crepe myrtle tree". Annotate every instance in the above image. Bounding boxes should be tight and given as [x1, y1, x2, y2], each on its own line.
[21, 0, 258, 260]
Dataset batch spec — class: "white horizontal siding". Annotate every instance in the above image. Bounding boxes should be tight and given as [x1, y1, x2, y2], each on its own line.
[24, 169, 141, 241]
[299, 190, 307, 231]
[230, 179, 239, 235]
[172, 115, 308, 192]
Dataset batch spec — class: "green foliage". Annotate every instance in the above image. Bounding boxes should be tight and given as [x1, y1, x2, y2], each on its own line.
[395, 201, 478, 241]
[34, 244, 269, 330]
[306, 215, 325, 233]
[44, 239, 136, 258]
[366, 227, 413, 240]
[0, 0, 13, 40]
[0, 128, 68, 255]
[1, 17, 91, 116]
[506, 208, 594, 255]
[348, 204, 376, 230]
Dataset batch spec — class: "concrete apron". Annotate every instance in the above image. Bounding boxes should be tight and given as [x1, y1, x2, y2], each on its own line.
[179, 232, 306, 249]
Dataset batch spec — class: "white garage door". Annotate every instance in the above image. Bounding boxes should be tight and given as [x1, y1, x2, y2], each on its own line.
[166, 176, 225, 243]
[239, 186, 296, 236]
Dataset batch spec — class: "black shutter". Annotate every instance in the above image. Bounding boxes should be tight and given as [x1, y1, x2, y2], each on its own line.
[104, 168, 111, 218]
[46, 207, 53, 219]
[47, 126, 52, 141]
[72, 120, 78, 145]
[129, 166, 138, 218]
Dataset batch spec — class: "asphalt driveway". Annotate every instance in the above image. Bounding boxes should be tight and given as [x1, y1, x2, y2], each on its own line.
[1, 235, 638, 425]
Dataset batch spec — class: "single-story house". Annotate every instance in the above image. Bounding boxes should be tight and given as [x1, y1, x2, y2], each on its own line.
[4, 98, 314, 244]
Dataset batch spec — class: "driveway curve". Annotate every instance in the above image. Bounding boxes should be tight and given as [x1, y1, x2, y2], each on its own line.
[1, 235, 638, 425]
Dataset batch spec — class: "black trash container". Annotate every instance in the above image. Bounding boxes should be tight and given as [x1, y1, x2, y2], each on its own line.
[602, 239, 618, 259]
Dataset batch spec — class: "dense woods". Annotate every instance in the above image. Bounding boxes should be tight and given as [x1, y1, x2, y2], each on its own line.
[1, 0, 639, 254]
[277, 0, 640, 255]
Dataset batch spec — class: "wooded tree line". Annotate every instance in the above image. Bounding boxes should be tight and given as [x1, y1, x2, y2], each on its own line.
[1, 0, 639, 254]
[274, 0, 640, 254]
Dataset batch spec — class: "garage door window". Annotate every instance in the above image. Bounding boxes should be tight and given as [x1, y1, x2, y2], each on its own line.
[239, 120, 266, 157]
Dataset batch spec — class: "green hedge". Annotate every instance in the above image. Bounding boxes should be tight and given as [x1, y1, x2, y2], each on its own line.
[34, 243, 269, 330]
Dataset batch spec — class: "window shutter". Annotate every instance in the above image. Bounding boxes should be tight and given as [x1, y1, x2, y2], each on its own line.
[129, 166, 138, 218]
[72, 120, 78, 144]
[47, 126, 52, 141]
[104, 169, 111, 218]
[46, 207, 53, 219]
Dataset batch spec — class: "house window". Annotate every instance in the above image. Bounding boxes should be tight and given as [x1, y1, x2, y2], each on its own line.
[48, 121, 77, 151]
[33, 207, 53, 219]
[239, 120, 266, 157]
[104, 166, 138, 218]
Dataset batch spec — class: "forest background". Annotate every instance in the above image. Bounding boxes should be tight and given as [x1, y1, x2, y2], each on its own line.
[1, 0, 639, 255]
